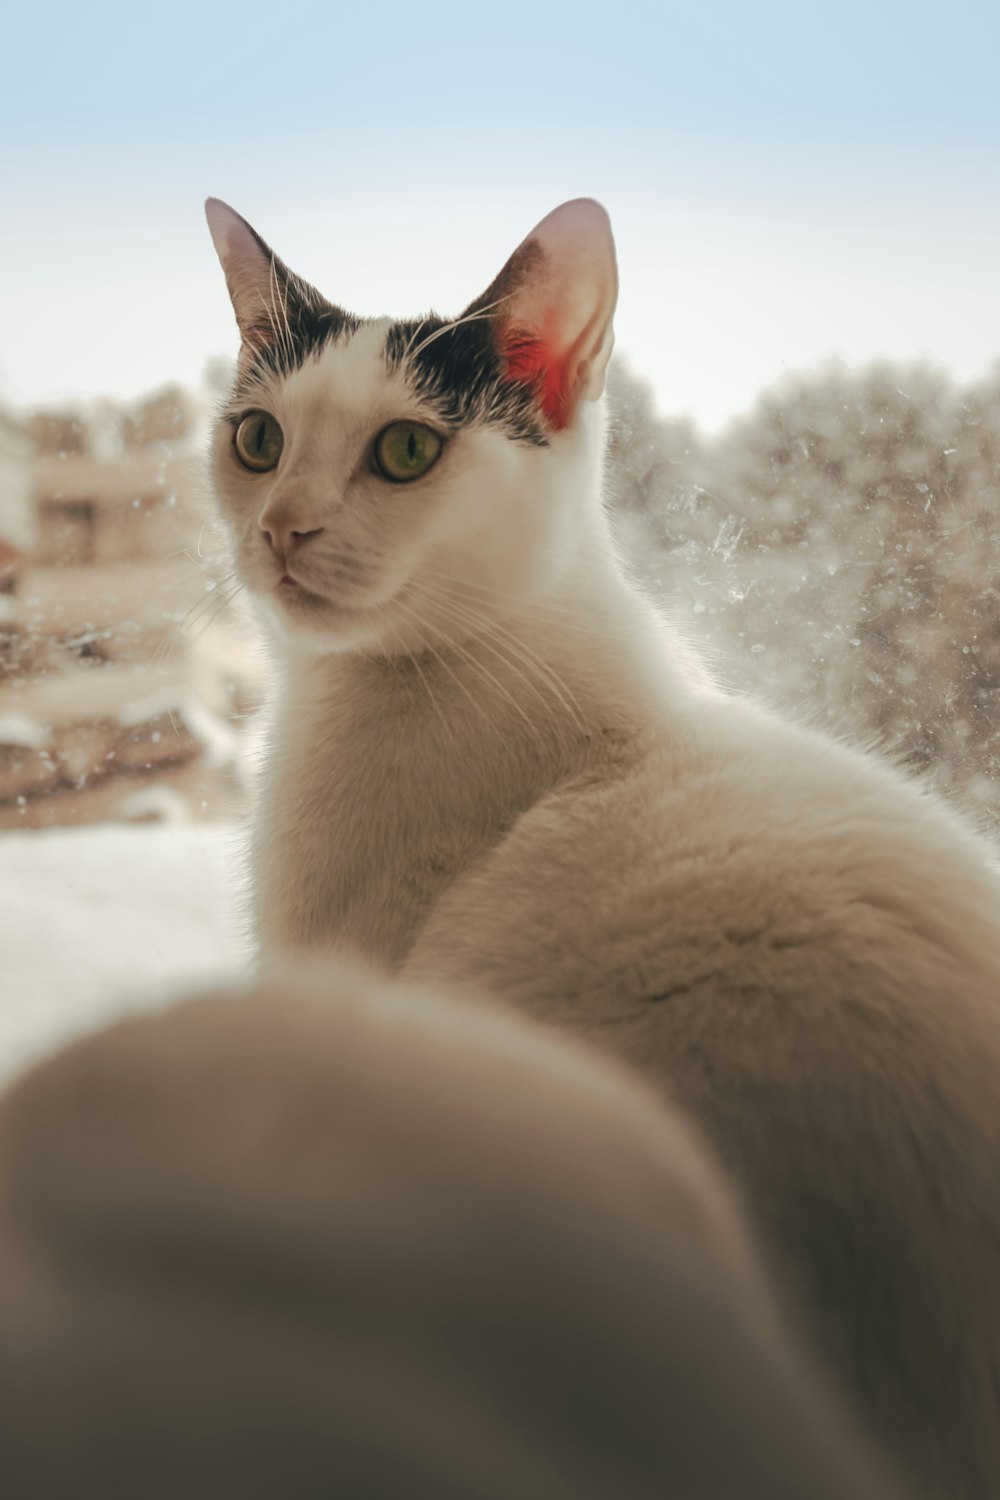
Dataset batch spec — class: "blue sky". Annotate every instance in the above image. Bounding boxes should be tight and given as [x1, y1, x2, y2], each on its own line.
[5, 0, 1000, 426]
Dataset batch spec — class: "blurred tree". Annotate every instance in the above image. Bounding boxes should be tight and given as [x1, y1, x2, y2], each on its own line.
[605, 356, 1000, 823]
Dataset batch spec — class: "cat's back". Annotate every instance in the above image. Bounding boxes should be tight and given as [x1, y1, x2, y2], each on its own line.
[407, 693, 1000, 1498]
[409, 689, 1000, 1010]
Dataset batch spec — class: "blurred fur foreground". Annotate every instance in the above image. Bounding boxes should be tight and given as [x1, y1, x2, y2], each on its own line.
[0, 963, 898, 1499]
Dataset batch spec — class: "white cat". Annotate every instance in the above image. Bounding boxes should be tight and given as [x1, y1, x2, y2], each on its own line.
[0, 961, 899, 1500]
[206, 196, 1000, 1498]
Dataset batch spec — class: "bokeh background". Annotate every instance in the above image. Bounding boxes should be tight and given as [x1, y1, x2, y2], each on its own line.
[2, 1, 999, 1058]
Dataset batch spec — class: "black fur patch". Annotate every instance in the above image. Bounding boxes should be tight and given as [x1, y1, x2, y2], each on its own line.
[385, 237, 551, 445]
[384, 315, 548, 446]
[231, 244, 362, 405]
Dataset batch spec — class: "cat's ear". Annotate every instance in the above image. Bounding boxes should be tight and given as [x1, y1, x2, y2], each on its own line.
[204, 198, 316, 369]
[474, 199, 618, 430]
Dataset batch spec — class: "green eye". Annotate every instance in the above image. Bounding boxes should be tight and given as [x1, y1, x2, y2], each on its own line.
[234, 410, 284, 472]
[374, 421, 442, 483]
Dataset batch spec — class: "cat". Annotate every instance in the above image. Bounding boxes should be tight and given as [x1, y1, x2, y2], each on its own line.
[204, 196, 1000, 1498]
[0, 960, 900, 1500]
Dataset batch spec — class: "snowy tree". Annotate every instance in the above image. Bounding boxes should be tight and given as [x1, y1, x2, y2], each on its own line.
[606, 358, 1000, 823]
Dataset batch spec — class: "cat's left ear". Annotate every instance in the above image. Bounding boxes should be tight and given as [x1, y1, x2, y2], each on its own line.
[204, 198, 319, 370]
[474, 199, 618, 430]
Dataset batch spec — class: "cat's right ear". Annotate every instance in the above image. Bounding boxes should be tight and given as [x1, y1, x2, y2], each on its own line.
[472, 199, 619, 431]
[204, 199, 299, 366]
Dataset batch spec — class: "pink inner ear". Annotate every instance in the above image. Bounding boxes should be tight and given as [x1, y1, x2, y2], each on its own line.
[501, 315, 572, 430]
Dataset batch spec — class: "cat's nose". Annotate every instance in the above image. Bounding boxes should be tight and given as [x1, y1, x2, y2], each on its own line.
[259, 519, 324, 558]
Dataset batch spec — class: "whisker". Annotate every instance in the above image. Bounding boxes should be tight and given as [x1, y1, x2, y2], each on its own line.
[399, 315, 433, 365]
[161, 546, 231, 585]
[390, 594, 493, 728]
[407, 313, 493, 364]
[239, 323, 272, 372]
[266, 258, 285, 366]
[419, 573, 592, 712]
[276, 258, 295, 360]
[405, 291, 518, 364]
[269, 276, 288, 370]
[254, 276, 291, 373]
[403, 589, 542, 736]
[381, 613, 453, 744]
[154, 572, 240, 667]
[478, 618, 590, 739]
[178, 572, 238, 628]
[183, 583, 245, 650]
[447, 632, 539, 736]
[424, 586, 589, 739]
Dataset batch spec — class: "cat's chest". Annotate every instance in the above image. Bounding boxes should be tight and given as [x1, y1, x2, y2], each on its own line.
[259, 700, 454, 861]
[252, 671, 570, 963]
[265, 681, 500, 847]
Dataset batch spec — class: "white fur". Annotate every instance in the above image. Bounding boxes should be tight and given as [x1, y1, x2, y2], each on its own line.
[208, 210, 1000, 1499]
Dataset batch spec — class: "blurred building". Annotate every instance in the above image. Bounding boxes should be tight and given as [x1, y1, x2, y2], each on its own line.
[0, 387, 262, 830]
[0, 405, 36, 597]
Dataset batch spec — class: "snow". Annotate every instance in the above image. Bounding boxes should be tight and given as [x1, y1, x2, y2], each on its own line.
[0, 712, 49, 750]
[0, 823, 248, 1086]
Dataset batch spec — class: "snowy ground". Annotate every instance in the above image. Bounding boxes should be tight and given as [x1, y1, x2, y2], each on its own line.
[0, 823, 249, 1086]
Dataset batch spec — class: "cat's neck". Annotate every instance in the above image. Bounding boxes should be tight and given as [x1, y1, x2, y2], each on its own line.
[254, 530, 693, 966]
[283, 525, 694, 764]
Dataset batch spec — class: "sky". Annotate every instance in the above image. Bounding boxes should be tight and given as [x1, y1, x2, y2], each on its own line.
[5, 0, 1000, 430]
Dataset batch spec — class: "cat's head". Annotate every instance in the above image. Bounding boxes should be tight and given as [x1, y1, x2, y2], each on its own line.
[205, 197, 617, 652]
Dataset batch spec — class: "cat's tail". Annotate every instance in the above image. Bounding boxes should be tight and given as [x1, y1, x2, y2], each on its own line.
[0, 959, 902, 1500]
